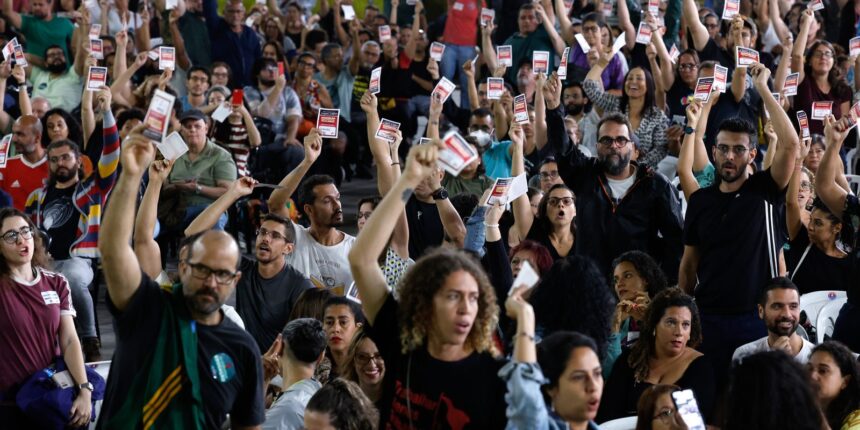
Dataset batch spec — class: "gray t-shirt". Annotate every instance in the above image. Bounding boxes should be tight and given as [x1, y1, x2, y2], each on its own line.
[263, 378, 322, 430]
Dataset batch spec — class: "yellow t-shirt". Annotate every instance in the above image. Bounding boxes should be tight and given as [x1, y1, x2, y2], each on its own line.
[842, 409, 860, 430]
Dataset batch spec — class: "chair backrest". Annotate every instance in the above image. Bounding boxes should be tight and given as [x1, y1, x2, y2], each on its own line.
[815, 298, 847, 343]
[600, 416, 638, 430]
[847, 147, 859, 176]
[846, 175, 860, 196]
[800, 291, 848, 342]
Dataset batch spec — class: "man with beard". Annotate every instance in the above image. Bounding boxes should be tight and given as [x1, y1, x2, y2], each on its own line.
[680, 63, 799, 383]
[179, 66, 211, 111]
[183, 179, 314, 352]
[99, 136, 264, 427]
[25, 90, 119, 361]
[268, 129, 357, 293]
[0, 115, 48, 210]
[29, 41, 88, 112]
[2, 0, 74, 62]
[563, 83, 598, 155]
[543, 73, 684, 282]
[732, 277, 814, 364]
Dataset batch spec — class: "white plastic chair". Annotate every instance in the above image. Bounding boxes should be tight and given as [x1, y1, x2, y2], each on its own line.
[846, 174, 860, 196]
[800, 291, 848, 343]
[600, 416, 638, 430]
[815, 298, 847, 343]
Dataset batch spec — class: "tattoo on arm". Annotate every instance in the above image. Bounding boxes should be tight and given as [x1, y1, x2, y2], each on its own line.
[401, 188, 414, 202]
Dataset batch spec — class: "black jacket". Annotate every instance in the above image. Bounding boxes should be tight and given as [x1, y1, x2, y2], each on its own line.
[545, 105, 684, 282]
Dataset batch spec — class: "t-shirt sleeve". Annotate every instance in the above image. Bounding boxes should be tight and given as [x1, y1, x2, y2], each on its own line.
[213, 149, 238, 182]
[55, 272, 76, 317]
[106, 271, 165, 339]
[365, 294, 400, 363]
[230, 341, 266, 426]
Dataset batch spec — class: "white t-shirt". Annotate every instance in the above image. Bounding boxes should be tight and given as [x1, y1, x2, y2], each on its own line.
[732, 336, 815, 364]
[285, 224, 355, 295]
[606, 168, 637, 200]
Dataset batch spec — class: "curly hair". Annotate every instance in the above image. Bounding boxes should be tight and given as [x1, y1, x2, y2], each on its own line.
[306, 378, 379, 430]
[812, 341, 860, 430]
[529, 255, 616, 358]
[628, 288, 702, 382]
[0, 208, 51, 278]
[611, 250, 669, 299]
[395, 247, 499, 356]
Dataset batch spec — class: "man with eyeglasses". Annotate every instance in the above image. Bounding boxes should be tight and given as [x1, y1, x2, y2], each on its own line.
[203, 0, 262, 86]
[183, 176, 315, 352]
[262, 318, 326, 429]
[680, 64, 799, 384]
[179, 66, 211, 111]
[29, 41, 89, 113]
[25, 93, 119, 362]
[544, 73, 683, 282]
[99, 131, 265, 427]
[568, 13, 625, 92]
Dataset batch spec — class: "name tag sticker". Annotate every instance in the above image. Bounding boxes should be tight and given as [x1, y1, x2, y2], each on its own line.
[42, 290, 60, 305]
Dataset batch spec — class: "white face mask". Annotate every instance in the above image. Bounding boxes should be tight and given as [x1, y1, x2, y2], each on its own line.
[469, 130, 492, 148]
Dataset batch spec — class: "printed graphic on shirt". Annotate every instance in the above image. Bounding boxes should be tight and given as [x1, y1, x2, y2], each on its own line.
[210, 352, 237, 383]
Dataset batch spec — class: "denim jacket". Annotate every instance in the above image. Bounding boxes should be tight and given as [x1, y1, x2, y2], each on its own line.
[498, 361, 602, 430]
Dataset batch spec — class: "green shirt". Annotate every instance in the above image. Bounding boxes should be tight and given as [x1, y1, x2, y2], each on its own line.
[20, 14, 74, 61]
[168, 140, 237, 206]
[503, 26, 555, 85]
[30, 66, 82, 113]
[442, 173, 494, 199]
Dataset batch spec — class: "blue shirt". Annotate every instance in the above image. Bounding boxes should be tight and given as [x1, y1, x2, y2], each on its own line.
[202, 0, 262, 87]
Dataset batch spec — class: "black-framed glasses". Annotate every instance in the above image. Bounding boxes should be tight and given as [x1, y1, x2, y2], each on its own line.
[547, 197, 574, 207]
[357, 211, 373, 220]
[678, 63, 697, 71]
[539, 170, 559, 180]
[186, 262, 238, 284]
[2, 226, 33, 244]
[715, 144, 750, 156]
[256, 228, 287, 242]
[298, 61, 316, 68]
[48, 153, 74, 164]
[598, 136, 631, 147]
[355, 353, 384, 366]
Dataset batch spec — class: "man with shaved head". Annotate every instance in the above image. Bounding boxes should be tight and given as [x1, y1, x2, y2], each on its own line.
[98, 128, 265, 429]
[0, 115, 48, 210]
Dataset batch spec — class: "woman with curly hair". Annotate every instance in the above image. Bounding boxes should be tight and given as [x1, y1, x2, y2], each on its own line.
[349, 144, 506, 429]
[528, 255, 616, 367]
[808, 342, 860, 430]
[605, 251, 670, 376]
[598, 288, 715, 424]
[304, 378, 379, 430]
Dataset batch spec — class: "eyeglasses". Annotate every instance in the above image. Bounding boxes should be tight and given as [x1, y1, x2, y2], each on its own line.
[48, 153, 74, 164]
[715, 144, 750, 156]
[653, 408, 676, 423]
[703, 23, 719, 29]
[186, 262, 238, 284]
[2, 226, 33, 244]
[355, 353, 384, 366]
[800, 180, 812, 190]
[357, 211, 373, 220]
[256, 228, 287, 242]
[547, 197, 574, 207]
[582, 25, 600, 33]
[298, 61, 316, 68]
[678, 63, 697, 71]
[539, 170, 559, 180]
[598, 136, 631, 147]
[812, 50, 834, 59]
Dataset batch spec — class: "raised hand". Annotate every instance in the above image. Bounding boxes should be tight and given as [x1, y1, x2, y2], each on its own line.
[492, 64, 507, 78]
[147, 159, 174, 184]
[509, 121, 524, 148]
[391, 129, 404, 156]
[360, 91, 378, 113]
[685, 98, 703, 128]
[402, 141, 439, 185]
[463, 59, 475, 79]
[543, 71, 561, 109]
[304, 128, 323, 163]
[427, 58, 440, 80]
[229, 176, 258, 197]
[10, 64, 25, 84]
[262, 334, 283, 381]
[96, 85, 112, 110]
[505, 284, 533, 319]
[429, 92, 443, 118]
[823, 115, 852, 148]
[749, 62, 770, 90]
[120, 124, 156, 177]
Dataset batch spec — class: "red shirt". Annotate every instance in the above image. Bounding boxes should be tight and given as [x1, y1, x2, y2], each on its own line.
[0, 155, 49, 211]
[0, 268, 74, 392]
[442, 0, 483, 46]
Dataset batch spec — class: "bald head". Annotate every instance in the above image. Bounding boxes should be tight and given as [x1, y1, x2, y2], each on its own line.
[188, 230, 241, 269]
[16, 115, 43, 135]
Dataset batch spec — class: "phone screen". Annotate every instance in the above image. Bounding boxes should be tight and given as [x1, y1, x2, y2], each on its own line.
[232, 89, 244, 107]
[671, 389, 706, 430]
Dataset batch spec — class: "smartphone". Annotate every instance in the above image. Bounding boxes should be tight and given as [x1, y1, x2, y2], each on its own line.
[231, 89, 244, 107]
[671, 389, 706, 430]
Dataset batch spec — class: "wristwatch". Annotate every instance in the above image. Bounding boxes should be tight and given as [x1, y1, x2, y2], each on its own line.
[684, 126, 696, 135]
[195, 184, 203, 195]
[431, 187, 449, 200]
[77, 382, 94, 393]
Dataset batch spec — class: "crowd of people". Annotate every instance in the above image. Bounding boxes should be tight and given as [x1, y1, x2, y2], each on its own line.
[1, 0, 860, 428]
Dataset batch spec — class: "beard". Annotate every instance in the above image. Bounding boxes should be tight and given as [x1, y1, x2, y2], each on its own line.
[46, 61, 68, 74]
[599, 151, 631, 176]
[185, 288, 222, 316]
[718, 161, 746, 183]
[259, 77, 275, 87]
[767, 316, 797, 337]
[52, 167, 77, 183]
[565, 103, 584, 116]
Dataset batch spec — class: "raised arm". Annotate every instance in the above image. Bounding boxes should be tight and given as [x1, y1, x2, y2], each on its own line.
[791, 10, 813, 82]
[348, 19, 362, 76]
[616, 0, 637, 49]
[481, 20, 499, 72]
[785, 138, 811, 240]
[535, 3, 565, 57]
[72, 16, 89, 78]
[463, 59, 480, 111]
[239, 104, 261, 148]
[534, 73, 548, 150]
[186, 177, 256, 236]
[0, 61, 9, 131]
[110, 52, 147, 107]
[133, 159, 173, 279]
[11, 64, 30, 116]
[816, 115, 852, 219]
[2, 0, 22, 29]
[753, 63, 798, 189]
[677, 95, 714, 200]
[80, 62, 95, 144]
[773, 36, 792, 94]
[267, 128, 322, 217]
[427, 89, 442, 139]
[429, 169, 467, 247]
[647, 45, 666, 110]
[554, 0, 574, 44]
[168, 10, 192, 71]
[98, 125, 153, 311]
[768, 0, 790, 49]
[649, 13, 675, 90]
[349, 143, 440, 324]
[509, 122, 533, 245]
[682, 0, 709, 51]
[730, 62, 747, 103]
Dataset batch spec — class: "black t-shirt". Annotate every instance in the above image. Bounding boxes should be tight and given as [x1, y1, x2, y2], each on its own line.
[41, 186, 79, 260]
[100, 273, 265, 429]
[684, 170, 786, 314]
[405, 196, 444, 259]
[667, 80, 694, 121]
[366, 295, 507, 429]
[236, 256, 314, 351]
[786, 229, 856, 295]
[408, 55, 432, 97]
[351, 64, 375, 122]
